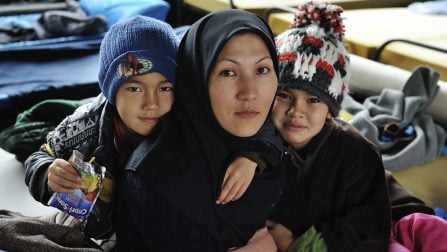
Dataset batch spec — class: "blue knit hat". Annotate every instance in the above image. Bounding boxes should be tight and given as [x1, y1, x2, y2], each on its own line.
[276, 1, 350, 116]
[98, 15, 178, 105]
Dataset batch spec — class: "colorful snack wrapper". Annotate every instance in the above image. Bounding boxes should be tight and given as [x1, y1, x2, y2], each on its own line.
[48, 150, 105, 225]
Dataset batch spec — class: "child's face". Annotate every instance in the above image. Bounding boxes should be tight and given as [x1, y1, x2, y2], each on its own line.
[272, 89, 330, 150]
[115, 72, 174, 136]
[208, 33, 277, 137]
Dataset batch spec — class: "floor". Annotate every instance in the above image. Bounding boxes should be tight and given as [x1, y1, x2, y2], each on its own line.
[0, 148, 56, 217]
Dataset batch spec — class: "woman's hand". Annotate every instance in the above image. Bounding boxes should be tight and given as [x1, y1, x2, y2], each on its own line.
[228, 227, 277, 252]
[266, 220, 295, 252]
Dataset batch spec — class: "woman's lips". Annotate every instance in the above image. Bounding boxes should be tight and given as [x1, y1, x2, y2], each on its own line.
[235, 110, 259, 119]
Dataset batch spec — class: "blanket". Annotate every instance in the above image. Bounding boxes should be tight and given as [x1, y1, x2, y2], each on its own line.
[0, 209, 102, 252]
[343, 67, 446, 170]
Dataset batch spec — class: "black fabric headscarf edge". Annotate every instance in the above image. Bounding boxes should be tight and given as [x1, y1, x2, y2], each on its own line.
[176, 8, 280, 175]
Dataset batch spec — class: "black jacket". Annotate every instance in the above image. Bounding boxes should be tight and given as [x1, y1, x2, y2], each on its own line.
[270, 120, 391, 252]
[25, 95, 124, 239]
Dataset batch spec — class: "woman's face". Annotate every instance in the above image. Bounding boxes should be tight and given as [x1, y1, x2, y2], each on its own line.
[208, 33, 277, 137]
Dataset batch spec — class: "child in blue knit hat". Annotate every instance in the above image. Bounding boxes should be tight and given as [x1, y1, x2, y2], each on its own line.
[266, 2, 391, 251]
[24, 15, 178, 241]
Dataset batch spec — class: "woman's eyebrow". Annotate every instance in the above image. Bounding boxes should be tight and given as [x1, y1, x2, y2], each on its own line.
[216, 58, 238, 64]
[256, 56, 272, 64]
[216, 56, 271, 64]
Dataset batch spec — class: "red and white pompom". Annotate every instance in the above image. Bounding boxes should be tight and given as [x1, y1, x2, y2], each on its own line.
[291, 1, 345, 41]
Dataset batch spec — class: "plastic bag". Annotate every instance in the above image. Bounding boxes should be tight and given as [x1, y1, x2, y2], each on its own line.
[48, 150, 105, 225]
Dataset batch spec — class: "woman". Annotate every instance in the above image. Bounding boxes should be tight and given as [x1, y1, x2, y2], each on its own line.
[116, 9, 286, 251]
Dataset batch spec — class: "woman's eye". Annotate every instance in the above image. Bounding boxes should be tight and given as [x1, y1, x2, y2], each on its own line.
[160, 86, 173, 92]
[126, 86, 142, 92]
[256, 67, 270, 75]
[220, 69, 236, 77]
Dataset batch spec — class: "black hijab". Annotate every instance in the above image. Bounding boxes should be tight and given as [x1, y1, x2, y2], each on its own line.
[128, 9, 283, 248]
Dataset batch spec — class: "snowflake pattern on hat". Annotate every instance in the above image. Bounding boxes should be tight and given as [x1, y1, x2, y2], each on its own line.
[276, 1, 350, 116]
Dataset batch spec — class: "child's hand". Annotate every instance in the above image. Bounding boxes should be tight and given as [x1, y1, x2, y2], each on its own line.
[47, 158, 81, 194]
[216, 156, 256, 204]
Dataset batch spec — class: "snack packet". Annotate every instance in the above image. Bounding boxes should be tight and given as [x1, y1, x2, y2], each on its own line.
[48, 150, 105, 225]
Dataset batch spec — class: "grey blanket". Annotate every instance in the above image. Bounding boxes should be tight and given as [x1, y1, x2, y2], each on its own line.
[0, 209, 102, 252]
[343, 67, 446, 171]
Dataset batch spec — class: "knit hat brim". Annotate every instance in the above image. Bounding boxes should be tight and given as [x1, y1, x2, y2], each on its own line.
[102, 49, 176, 105]
[279, 77, 341, 116]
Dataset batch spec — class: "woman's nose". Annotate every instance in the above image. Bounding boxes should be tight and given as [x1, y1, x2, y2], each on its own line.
[237, 75, 258, 101]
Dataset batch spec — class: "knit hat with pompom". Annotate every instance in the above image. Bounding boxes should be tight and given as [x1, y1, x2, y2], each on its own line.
[275, 1, 350, 116]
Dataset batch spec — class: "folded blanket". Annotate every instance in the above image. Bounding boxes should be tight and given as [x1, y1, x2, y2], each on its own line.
[0, 99, 84, 162]
[0, 209, 102, 252]
[343, 67, 446, 170]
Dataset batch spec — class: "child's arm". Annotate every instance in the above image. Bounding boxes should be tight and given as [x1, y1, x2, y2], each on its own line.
[216, 156, 257, 204]
[25, 148, 58, 203]
[217, 119, 284, 204]
[25, 114, 79, 203]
